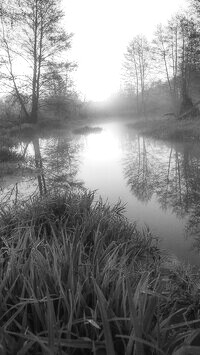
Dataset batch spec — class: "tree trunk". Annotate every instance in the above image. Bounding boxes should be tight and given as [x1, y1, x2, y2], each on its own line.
[179, 94, 194, 115]
[30, 98, 38, 124]
[179, 77, 199, 118]
[178, 99, 200, 120]
[31, 0, 39, 124]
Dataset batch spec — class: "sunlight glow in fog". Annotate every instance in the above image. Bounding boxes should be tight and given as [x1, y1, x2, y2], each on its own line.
[82, 129, 122, 162]
[76, 123, 200, 265]
[64, 0, 187, 101]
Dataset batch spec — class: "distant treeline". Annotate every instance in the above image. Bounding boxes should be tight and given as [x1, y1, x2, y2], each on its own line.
[121, 0, 200, 118]
[2, 0, 200, 126]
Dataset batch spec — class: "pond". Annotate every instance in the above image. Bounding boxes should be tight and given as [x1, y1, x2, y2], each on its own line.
[1, 120, 200, 265]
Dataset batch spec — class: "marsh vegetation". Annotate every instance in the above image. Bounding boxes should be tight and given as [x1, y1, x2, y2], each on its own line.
[1, 189, 200, 355]
[1, 120, 200, 353]
[2, 0, 200, 353]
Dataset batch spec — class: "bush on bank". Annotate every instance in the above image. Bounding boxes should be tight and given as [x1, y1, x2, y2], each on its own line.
[0, 190, 200, 354]
[129, 117, 200, 141]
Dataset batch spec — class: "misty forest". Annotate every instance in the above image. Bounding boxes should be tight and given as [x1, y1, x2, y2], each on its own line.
[2, 0, 200, 354]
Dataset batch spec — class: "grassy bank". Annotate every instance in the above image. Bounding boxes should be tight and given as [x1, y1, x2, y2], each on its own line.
[0, 191, 200, 354]
[129, 116, 200, 141]
[0, 116, 92, 143]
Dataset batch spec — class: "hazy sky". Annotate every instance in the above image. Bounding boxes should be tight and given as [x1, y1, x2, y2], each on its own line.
[64, 0, 188, 101]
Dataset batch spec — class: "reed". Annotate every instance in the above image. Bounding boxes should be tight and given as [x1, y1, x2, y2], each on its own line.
[0, 190, 200, 354]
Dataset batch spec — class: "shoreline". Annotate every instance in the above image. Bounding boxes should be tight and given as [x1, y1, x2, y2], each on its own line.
[128, 116, 200, 142]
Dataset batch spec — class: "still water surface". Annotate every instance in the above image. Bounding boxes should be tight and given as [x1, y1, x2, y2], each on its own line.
[1, 120, 200, 264]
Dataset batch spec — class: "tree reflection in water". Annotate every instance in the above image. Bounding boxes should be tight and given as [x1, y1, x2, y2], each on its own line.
[0, 136, 82, 205]
[2, 129, 200, 252]
[123, 135, 200, 249]
[123, 136, 163, 203]
[38, 136, 82, 192]
[32, 138, 47, 196]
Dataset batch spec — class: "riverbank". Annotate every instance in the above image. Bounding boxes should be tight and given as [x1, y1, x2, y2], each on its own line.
[0, 190, 200, 354]
[128, 116, 200, 141]
[0, 116, 87, 163]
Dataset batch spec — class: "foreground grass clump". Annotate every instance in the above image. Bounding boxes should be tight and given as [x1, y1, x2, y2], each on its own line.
[129, 117, 200, 141]
[0, 191, 200, 354]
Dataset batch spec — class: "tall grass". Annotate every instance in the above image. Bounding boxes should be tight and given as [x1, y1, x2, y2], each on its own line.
[0, 190, 200, 354]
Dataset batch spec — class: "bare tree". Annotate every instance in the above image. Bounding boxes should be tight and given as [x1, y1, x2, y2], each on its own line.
[0, 0, 72, 123]
[122, 35, 150, 114]
[152, 23, 180, 115]
[152, 13, 200, 117]
[178, 15, 200, 116]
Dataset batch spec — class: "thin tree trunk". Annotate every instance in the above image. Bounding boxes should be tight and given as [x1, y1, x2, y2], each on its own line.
[133, 53, 139, 114]
[36, 10, 43, 114]
[1, 18, 30, 121]
[172, 27, 179, 114]
[30, 0, 39, 124]
[163, 49, 177, 114]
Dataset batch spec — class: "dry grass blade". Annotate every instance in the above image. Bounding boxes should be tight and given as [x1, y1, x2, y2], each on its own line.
[172, 345, 200, 355]
[117, 334, 165, 355]
[17, 340, 35, 355]
[2, 304, 26, 330]
[126, 276, 145, 355]
[93, 280, 115, 355]
[46, 287, 56, 354]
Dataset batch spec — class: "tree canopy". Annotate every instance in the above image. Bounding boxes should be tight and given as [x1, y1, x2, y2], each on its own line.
[0, 0, 74, 123]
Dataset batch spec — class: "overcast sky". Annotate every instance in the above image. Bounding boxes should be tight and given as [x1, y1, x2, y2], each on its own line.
[64, 0, 188, 101]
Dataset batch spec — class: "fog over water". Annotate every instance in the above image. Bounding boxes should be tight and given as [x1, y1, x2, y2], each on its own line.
[1, 120, 200, 265]
[77, 122, 200, 264]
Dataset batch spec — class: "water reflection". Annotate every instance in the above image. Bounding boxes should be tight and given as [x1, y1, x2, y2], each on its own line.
[75, 123, 200, 263]
[39, 137, 81, 191]
[124, 136, 160, 202]
[0, 136, 82, 205]
[123, 134, 200, 253]
[33, 138, 47, 196]
[2, 122, 200, 263]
